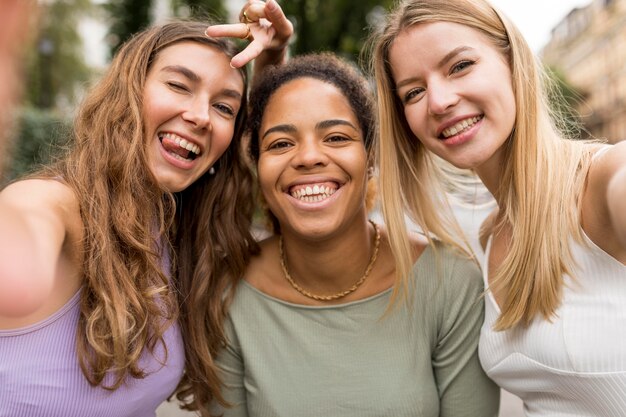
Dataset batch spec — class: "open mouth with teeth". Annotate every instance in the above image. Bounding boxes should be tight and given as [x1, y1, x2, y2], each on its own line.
[440, 115, 483, 139]
[289, 182, 339, 203]
[159, 132, 201, 161]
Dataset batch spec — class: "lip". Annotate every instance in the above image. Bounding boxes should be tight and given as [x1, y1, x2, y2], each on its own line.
[157, 132, 203, 170]
[284, 176, 344, 210]
[284, 176, 343, 192]
[436, 115, 483, 147]
[286, 186, 342, 210]
[159, 130, 205, 155]
[435, 114, 483, 138]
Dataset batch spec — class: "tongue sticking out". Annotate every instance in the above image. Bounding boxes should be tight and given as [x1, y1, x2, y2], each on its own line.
[161, 135, 191, 159]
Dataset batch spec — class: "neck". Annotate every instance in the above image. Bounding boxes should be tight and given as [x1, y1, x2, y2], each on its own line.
[280, 219, 377, 299]
[474, 147, 506, 206]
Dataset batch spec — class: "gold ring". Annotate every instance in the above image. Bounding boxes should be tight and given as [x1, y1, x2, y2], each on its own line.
[243, 23, 252, 40]
[242, 9, 253, 24]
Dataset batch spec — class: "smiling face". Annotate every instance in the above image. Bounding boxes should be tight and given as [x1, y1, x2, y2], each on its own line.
[258, 77, 369, 240]
[389, 21, 516, 175]
[142, 41, 244, 192]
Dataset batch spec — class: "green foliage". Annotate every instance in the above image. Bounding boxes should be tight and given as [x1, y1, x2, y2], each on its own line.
[5, 108, 72, 183]
[26, 0, 92, 108]
[173, 0, 227, 21]
[105, 0, 154, 54]
[281, 0, 394, 61]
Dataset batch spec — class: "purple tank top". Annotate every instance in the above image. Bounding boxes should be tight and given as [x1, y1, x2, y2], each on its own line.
[0, 254, 185, 417]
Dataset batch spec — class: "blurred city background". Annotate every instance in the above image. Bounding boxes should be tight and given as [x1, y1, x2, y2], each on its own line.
[3, 0, 625, 184]
[3, 0, 625, 416]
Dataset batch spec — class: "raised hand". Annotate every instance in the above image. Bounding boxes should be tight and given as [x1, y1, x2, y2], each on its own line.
[205, 0, 293, 69]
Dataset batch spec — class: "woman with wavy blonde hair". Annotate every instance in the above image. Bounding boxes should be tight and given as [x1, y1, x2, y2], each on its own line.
[369, 0, 626, 415]
[0, 19, 288, 417]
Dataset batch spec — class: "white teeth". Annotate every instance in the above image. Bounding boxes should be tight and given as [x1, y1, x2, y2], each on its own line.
[441, 116, 482, 138]
[160, 132, 201, 155]
[289, 184, 337, 202]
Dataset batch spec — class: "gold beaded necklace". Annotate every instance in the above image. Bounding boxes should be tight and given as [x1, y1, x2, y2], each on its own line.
[278, 220, 381, 302]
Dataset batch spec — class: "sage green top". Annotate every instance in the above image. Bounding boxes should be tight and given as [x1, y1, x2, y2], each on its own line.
[214, 244, 499, 417]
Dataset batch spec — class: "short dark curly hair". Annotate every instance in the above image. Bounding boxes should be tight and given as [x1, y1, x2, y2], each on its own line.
[247, 52, 376, 163]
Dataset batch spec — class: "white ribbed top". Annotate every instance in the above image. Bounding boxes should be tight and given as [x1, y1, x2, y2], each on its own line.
[479, 232, 626, 416]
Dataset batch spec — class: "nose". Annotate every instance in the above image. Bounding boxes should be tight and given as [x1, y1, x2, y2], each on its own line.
[182, 97, 211, 131]
[291, 137, 329, 169]
[427, 80, 459, 116]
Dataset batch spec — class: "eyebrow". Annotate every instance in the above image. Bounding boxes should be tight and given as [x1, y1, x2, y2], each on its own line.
[261, 119, 358, 140]
[222, 89, 243, 100]
[162, 65, 199, 82]
[316, 119, 358, 130]
[161, 65, 242, 100]
[395, 46, 474, 89]
[262, 124, 297, 140]
[437, 46, 473, 69]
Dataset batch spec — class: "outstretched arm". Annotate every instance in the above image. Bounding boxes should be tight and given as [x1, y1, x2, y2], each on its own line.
[0, 180, 76, 319]
[205, 0, 293, 76]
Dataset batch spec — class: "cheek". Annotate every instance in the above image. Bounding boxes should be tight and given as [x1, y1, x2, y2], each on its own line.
[404, 106, 426, 139]
[212, 123, 236, 156]
[142, 86, 166, 122]
[257, 160, 277, 200]
[503, 89, 517, 127]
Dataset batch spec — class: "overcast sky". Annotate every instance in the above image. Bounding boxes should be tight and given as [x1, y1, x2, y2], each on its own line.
[489, 0, 594, 52]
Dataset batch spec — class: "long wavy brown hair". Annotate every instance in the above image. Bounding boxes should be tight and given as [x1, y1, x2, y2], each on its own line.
[41, 20, 257, 414]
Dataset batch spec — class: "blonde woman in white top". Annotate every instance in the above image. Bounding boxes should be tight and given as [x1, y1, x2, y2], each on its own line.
[369, 0, 626, 415]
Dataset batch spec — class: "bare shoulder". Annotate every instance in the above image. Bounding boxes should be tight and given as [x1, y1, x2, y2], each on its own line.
[2, 178, 76, 209]
[1, 179, 81, 234]
[587, 142, 626, 181]
[582, 142, 626, 257]
[583, 142, 626, 219]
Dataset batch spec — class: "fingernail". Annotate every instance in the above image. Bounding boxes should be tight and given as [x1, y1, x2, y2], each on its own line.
[266, 0, 277, 11]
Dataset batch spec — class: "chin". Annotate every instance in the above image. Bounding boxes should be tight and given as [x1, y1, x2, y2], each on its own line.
[155, 178, 188, 193]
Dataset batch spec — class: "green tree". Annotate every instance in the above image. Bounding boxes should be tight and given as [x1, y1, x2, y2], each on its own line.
[26, 0, 92, 108]
[4, 109, 72, 183]
[281, 0, 394, 60]
[105, 0, 153, 54]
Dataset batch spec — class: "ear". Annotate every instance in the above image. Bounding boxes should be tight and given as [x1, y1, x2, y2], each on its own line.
[365, 171, 378, 212]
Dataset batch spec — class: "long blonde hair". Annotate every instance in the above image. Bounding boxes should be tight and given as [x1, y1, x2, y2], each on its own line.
[369, 0, 595, 329]
[42, 21, 257, 414]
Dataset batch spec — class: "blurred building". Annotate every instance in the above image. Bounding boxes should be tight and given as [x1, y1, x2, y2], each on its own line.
[542, 0, 626, 143]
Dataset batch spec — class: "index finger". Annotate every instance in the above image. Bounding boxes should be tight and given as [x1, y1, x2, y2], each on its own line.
[204, 23, 243, 38]
[230, 39, 266, 69]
